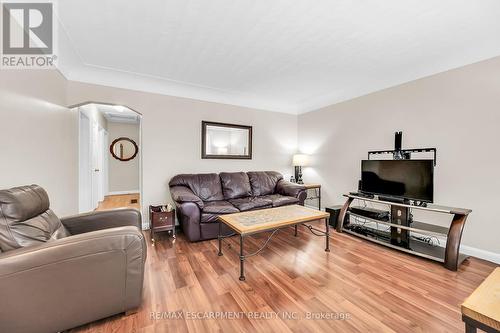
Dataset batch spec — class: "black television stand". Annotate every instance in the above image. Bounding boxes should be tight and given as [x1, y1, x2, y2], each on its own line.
[337, 193, 472, 271]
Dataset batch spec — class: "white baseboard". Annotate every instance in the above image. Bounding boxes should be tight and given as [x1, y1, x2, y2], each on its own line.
[107, 190, 140, 196]
[431, 235, 500, 264]
[432, 235, 500, 264]
[363, 224, 500, 265]
[460, 245, 500, 264]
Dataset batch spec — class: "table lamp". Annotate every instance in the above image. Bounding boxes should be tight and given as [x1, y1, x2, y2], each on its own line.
[292, 154, 309, 184]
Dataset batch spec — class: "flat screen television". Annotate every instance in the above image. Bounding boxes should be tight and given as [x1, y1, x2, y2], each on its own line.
[361, 159, 434, 202]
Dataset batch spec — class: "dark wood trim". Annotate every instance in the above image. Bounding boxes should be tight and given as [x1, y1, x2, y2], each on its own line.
[201, 121, 252, 159]
[336, 197, 353, 232]
[444, 213, 468, 271]
[110, 137, 139, 161]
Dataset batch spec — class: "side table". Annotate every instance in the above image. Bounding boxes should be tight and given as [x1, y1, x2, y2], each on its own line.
[303, 183, 321, 210]
[149, 205, 176, 246]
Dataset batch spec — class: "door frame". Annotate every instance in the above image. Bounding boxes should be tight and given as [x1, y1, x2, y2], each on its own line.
[73, 102, 144, 229]
[78, 111, 92, 213]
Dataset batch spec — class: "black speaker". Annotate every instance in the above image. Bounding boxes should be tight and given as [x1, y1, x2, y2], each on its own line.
[325, 205, 343, 229]
[395, 131, 402, 151]
[358, 179, 363, 191]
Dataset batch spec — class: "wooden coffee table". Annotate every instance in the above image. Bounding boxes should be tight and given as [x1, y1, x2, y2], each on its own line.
[217, 205, 330, 281]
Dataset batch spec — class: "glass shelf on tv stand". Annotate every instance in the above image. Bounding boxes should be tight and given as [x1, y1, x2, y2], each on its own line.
[342, 225, 460, 263]
[344, 194, 472, 215]
[347, 212, 449, 237]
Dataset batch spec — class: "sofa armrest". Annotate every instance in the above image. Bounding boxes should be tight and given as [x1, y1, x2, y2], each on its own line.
[61, 208, 141, 235]
[277, 179, 306, 198]
[0, 227, 146, 333]
[170, 186, 204, 209]
[175, 202, 201, 242]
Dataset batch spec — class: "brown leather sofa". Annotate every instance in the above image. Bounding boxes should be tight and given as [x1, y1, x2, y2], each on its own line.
[0, 185, 147, 333]
[169, 171, 306, 242]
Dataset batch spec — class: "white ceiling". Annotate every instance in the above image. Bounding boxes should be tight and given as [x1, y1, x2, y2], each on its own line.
[56, 0, 500, 114]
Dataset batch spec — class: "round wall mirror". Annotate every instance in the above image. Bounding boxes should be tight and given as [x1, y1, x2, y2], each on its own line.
[110, 137, 138, 161]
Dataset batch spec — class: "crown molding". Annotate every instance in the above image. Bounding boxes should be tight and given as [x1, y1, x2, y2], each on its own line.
[56, 21, 500, 117]
[296, 54, 500, 114]
[57, 55, 500, 117]
[58, 62, 300, 115]
[55, 16, 299, 115]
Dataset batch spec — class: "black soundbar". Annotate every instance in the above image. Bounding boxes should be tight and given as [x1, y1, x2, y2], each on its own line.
[349, 191, 374, 199]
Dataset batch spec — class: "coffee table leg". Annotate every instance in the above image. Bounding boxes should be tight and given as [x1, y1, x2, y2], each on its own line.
[294, 225, 298, 237]
[325, 218, 330, 252]
[239, 235, 246, 281]
[465, 323, 476, 333]
[218, 221, 223, 256]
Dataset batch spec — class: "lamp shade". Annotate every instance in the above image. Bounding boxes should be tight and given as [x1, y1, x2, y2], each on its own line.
[292, 154, 309, 166]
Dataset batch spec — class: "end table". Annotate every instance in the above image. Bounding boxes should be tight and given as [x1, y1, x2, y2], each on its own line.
[304, 184, 321, 210]
[149, 205, 176, 246]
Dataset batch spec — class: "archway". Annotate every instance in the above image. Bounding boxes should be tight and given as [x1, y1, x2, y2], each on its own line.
[70, 102, 143, 227]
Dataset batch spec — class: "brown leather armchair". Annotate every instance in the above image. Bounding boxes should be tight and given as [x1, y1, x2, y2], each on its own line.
[0, 185, 147, 333]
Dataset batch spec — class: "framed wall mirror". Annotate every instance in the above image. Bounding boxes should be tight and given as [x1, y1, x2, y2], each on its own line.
[110, 137, 139, 161]
[202, 121, 252, 159]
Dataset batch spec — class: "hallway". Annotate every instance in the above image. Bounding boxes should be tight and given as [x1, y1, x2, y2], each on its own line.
[96, 193, 140, 211]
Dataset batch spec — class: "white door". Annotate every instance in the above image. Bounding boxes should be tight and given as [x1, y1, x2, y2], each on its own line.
[102, 130, 109, 198]
[96, 127, 108, 202]
[79, 111, 109, 212]
[91, 123, 103, 209]
[78, 112, 92, 212]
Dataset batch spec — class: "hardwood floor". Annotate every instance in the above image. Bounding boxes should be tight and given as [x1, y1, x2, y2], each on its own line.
[96, 193, 140, 211]
[70, 221, 497, 333]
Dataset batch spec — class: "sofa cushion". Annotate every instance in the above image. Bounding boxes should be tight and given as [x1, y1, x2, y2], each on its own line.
[170, 186, 204, 209]
[201, 213, 219, 223]
[228, 197, 272, 212]
[169, 173, 223, 201]
[202, 200, 239, 214]
[247, 171, 283, 196]
[220, 172, 252, 199]
[261, 194, 299, 207]
[276, 179, 306, 198]
[0, 185, 70, 252]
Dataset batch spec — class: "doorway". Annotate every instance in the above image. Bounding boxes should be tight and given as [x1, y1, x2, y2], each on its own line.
[75, 103, 142, 214]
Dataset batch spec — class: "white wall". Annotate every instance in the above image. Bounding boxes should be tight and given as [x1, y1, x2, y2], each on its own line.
[298, 56, 500, 259]
[107, 121, 140, 193]
[66, 81, 298, 226]
[0, 70, 297, 224]
[0, 70, 78, 216]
